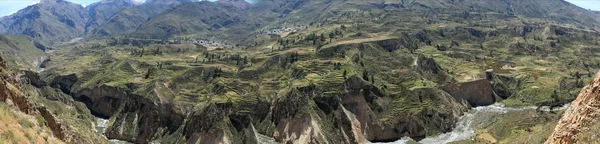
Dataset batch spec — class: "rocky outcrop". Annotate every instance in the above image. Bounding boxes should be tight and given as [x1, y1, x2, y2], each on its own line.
[375, 34, 419, 52]
[76, 85, 129, 118]
[490, 74, 522, 99]
[443, 79, 495, 107]
[47, 74, 78, 94]
[415, 54, 451, 83]
[106, 97, 184, 143]
[443, 74, 528, 106]
[37, 107, 65, 140]
[19, 70, 47, 88]
[545, 71, 600, 144]
[442, 74, 524, 107]
[273, 114, 328, 144]
[339, 76, 469, 142]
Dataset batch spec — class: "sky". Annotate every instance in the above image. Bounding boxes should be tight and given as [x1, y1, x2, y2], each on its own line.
[0, 0, 599, 17]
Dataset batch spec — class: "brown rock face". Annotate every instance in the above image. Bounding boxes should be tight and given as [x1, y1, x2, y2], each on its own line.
[460, 80, 495, 106]
[545, 71, 600, 144]
[442, 79, 495, 107]
[37, 107, 65, 140]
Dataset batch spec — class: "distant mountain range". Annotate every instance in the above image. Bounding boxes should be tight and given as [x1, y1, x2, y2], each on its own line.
[0, 0, 202, 45]
[0, 0, 599, 45]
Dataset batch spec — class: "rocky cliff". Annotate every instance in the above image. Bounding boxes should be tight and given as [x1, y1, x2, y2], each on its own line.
[545, 71, 600, 144]
[0, 57, 106, 143]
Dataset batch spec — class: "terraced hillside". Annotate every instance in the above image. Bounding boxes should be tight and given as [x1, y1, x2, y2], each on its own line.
[0, 0, 599, 143]
[32, 0, 600, 143]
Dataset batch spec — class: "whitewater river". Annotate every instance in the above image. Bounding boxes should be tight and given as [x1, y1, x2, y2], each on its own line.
[368, 103, 570, 144]
[96, 118, 130, 144]
[94, 103, 568, 144]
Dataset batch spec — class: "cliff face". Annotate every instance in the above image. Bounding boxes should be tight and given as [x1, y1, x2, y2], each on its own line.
[546, 71, 600, 144]
[0, 57, 106, 144]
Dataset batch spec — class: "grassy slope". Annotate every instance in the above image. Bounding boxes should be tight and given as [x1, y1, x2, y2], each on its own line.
[0, 102, 63, 144]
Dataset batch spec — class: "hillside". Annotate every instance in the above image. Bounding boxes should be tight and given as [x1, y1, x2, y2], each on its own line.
[128, 0, 600, 43]
[129, 1, 252, 40]
[91, 0, 198, 37]
[0, 35, 48, 71]
[0, 56, 105, 144]
[0, 0, 89, 45]
[85, 0, 138, 34]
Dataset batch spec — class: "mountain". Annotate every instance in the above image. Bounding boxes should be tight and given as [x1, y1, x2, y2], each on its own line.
[144, 0, 199, 5]
[129, 1, 252, 39]
[218, 0, 251, 9]
[85, 0, 138, 34]
[91, 0, 198, 37]
[127, 0, 600, 42]
[0, 0, 89, 45]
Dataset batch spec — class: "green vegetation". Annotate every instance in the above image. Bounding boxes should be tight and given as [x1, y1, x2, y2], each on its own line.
[0, 0, 598, 143]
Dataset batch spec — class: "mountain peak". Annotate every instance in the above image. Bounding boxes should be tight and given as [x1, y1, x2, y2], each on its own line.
[218, 0, 251, 9]
[145, 0, 199, 5]
[99, 0, 136, 3]
[39, 0, 67, 4]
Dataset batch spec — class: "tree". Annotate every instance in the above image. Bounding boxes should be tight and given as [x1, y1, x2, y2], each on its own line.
[343, 70, 347, 79]
[329, 32, 335, 42]
[144, 68, 153, 79]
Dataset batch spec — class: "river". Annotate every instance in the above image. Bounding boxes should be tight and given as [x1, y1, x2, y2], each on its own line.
[94, 103, 568, 144]
[368, 103, 570, 144]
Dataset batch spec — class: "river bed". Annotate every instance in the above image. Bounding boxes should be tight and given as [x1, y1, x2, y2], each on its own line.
[368, 103, 569, 144]
[94, 103, 568, 144]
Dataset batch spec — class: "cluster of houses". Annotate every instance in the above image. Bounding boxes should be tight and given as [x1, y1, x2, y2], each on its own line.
[187, 39, 232, 48]
[261, 25, 308, 35]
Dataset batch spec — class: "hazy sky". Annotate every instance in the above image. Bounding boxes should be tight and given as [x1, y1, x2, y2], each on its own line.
[0, 0, 599, 17]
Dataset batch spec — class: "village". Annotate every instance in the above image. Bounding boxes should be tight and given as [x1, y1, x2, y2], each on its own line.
[260, 25, 308, 35]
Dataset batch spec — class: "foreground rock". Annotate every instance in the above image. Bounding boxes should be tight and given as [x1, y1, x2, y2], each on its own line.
[545, 71, 600, 144]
